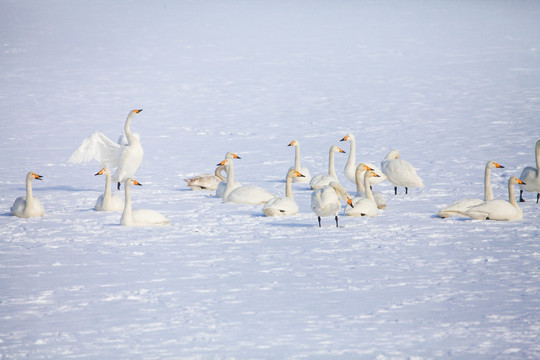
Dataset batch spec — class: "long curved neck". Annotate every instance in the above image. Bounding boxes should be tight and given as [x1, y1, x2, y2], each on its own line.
[484, 165, 493, 201]
[225, 162, 235, 192]
[355, 169, 365, 193]
[346, 137, 356, 170]
[122, 184, 133, 224]
[215, 165, 226, 181]
[536, 141, 540, 170]
[364, 175, 374, 200]
[25, 175, 34, 206]
[328, 149, 337, 179]
[103, 173, 112, 202]
[508, 181, 518, 208]
[285, 174, 294, 198]
[332, 183, 348, 202]
[124, 112, 136, 144]
[294, 144, 301, 169]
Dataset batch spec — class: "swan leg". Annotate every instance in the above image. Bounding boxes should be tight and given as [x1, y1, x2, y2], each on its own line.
[118, 182, 121, 190]
[537, 192, 539, 203]
[335, 215, 339, 227]
[519, 190, 525, 202]
[394, 186, 398, 195]
[318, 216, 321, 227]
[405, 187, 409, 195]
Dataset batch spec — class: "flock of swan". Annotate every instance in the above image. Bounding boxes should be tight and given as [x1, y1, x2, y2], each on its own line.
[8, 110, 540, 226]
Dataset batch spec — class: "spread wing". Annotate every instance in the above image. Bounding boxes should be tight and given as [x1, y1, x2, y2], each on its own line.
[68, 131, 122, 168]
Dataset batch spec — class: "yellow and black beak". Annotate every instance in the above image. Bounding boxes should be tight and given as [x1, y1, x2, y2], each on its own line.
[134, 109, 143, 113]
[132, 179, 142, 186]
[340, 135, 349, 142]
[34, 173, 43, 180]
[347, 198, 354, 208]
[94, 168, 105, 176]
[495, 162, 504, 168]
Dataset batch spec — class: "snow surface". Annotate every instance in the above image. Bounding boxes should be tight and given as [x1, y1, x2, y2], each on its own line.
[1, 0, 540, 358]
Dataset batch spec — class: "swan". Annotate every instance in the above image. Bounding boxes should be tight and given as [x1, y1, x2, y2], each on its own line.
[381, 149, 424, 194]
[263, 169, 305, 216]
[94, 168, 124, 212]
[345, 170, 380, 217]
[219, 159, 275, 205]
[11, 172, 45, 218]
[311, 181, 353, 227]
[438, 160, 504, 218]
[68, 109, 144, 190]
[464, 176, 526, 221]
[216, 152, 242, 198]
[351, 163, 387, 209]
[519, 139, 540, 203]
[310, 145, 346, 190]
[340, 133, 386, 186]
[120, 178, 170, 226]
[184, 165, 226, 191]
[287, 139, 311, 183]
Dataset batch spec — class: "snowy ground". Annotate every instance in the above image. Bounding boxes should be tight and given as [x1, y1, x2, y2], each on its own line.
[1, 1, 540, 359]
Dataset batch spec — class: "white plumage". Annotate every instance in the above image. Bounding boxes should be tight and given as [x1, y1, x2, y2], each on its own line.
[11, 172, 45, 218]
[68, 109, 144, 189]
[287, 139, 311, 183]
[438, 160, 504, 218]
[310, 145, 345, 190]
[94, 168, 124, 212]
[381, 149, 424, 194]
[263, 169, 305, 216]
[311, 181, 353, 227]
[340, 133, 386, 186]
[219, 159, 274, 205]
[345, 170, 381, 217]
[464, 176, 525, 221]
[519, 139, 540, 203]
[120, 179, 170, 226]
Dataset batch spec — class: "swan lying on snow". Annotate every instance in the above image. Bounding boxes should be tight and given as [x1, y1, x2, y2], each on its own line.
[345, 170, 381, 217]
[311, 181, 353, 227]
[184, 165, 226, 191]
[340, 133, 386, 186]
[519, 139, 540, 203]
[310, 145, 345, 190]
[11, 172, 45, 218]
[120, 178, 170, 226]
[438, 160, 504, 218]
[381, 149, 424, 195]
[463, 176, 526, 221]
[287, 139, 311, 183]
[218, 159, 274, 205]
[94, 167, 124, 212]
[263, 169, 305, 216]
[68, 109, 144, 190]
[351, 163, 386, 209]
[185, 152, 242, 191]
[216, 152, 242, 198]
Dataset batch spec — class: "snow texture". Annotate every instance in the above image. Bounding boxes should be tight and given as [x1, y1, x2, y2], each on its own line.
[1, 0, 540, 358]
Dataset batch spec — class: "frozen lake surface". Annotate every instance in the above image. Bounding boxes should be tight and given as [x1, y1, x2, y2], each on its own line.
[1, 1, 540, 358]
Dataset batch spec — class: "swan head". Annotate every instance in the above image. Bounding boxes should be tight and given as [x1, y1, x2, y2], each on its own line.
[288, 140, 299, 147]
[355, 163, 372, 174]
[340, 133, 354, 142]
[28, 172, 43, 180]
[132, 109, 143, 114]
[510, 176, 526, 186]
[385, 150, 400, 160]
[125, 178, 143, 187]
[330, 145, 346, 154]
[288, 169, 305, 178]
[94, 167, 111, 176]
[486, 160, 504, 169]
[365, 170, 380, 179]
[224, 152, 241, 160]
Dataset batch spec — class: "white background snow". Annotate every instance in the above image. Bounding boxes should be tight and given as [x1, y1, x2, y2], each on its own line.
[1, 0, 540, 358]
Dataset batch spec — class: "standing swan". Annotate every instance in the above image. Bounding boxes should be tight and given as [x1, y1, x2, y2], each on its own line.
[94, 168, 124, 212]
[381, 149, 424, 194]
[519, 139, 540, 203]
[287, 140, 311, 183]
[263, 169, 305, 216]
[219, 159, 275, 205]
[345, 170, 380, 217]
[68, 109, 144, 190]
[120, 178, 170, 226]
[311, 181, 353, 227]
[310, 145, 346, 190]
[464, 176, 526, 221]
[11, 172, 45, 218]
[340, 133, 386, 186]
[438, 160, 504, 218]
